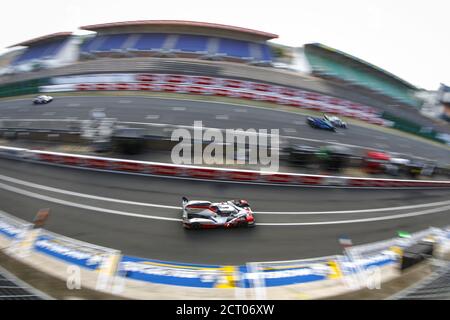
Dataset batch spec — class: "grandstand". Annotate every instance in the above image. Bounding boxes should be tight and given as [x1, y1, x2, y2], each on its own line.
[303, 43, 421, 108]
[7, 32, 79, 72]
[439, 84, 450, 123]
[78, 20, 276, 64]
[0, 50, 21, 69]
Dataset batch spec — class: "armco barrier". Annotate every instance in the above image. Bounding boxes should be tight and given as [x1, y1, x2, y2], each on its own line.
[40, 73, 387, 126]
[0, 146, 449, 188]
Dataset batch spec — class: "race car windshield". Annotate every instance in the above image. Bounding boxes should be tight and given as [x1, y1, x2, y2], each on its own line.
[213, 206, 236, 216]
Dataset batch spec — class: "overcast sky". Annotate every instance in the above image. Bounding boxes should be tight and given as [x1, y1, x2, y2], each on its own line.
[1, 0, 448, 90]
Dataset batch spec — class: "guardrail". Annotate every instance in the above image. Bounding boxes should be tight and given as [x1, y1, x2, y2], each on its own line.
[1, 209, 449, 299]
[0, 145, 449, 188]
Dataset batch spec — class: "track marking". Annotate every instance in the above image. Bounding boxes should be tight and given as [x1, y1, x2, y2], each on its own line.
[146, 115, 160, 120]
[0, 173, 448, 216]
[0, 182, 181, 222]
[256, 200, 450, 214]
[172, 107, 186, 111]
[0, 181, 448, 225]
[0, 173, 180, 210]
[282, 128, 297, 134]
[215, 115, 229, 120]
[257, 205, 450, 226]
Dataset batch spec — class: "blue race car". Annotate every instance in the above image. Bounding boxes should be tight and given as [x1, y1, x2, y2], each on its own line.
[306, 116, 336, 131]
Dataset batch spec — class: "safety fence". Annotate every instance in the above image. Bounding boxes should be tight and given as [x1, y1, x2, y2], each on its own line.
[0, 78, 49, 98]
[39, 73, 388, 126]
[0, 145, 449, 188]
[1, 209, 449, 299]
[0, 265, 46, 300]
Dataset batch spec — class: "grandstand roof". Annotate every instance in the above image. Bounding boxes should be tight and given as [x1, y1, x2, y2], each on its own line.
[8, 32, 73, 48]
[305, 43, 418, 90]
[79, 20, 278, 41]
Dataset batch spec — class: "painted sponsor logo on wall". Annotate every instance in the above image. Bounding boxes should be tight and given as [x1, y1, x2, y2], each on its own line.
[119, 255, 228, 288]
[119, 256, 333, 288]
[0, 219, 24, 239]
[34, 234, 109, 270]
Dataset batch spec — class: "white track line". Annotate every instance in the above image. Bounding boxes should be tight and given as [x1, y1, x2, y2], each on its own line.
[256, 200, 450, 215]
[257, 205, 450, 226]
[0, 180, 448, 225]
[0, 173, 180, 210]
[0, 182, 181, 222]
[0, 173, 448, 214]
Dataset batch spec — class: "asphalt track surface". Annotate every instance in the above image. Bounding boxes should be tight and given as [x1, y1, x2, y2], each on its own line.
[0, 95, 449, 163]
[0, 157, 449, 265]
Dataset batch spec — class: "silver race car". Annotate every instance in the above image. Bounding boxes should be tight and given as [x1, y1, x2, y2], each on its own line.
[182, 197, 255, 229]
[33, 95, 53, 104]
[323, 114, 347, 128]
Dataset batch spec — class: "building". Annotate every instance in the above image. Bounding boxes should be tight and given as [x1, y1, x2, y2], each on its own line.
[302, 43, 421, 108]
[78, 20, 277, 65]
[7, 32, 80, 73]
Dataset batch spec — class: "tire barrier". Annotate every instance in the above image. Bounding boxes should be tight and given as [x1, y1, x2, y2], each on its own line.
[41, 73, 388, 126]
[1, 146, 449, 188]
[1, 210, 449, 299]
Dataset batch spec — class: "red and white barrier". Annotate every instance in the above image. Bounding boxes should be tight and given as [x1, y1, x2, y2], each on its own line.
[41, 73, 389, 126]
[2, 147, 447, 188]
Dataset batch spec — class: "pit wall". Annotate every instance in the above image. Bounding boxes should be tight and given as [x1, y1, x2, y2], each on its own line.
[1, 209, 449, 299]
[0, 146, 449, 188]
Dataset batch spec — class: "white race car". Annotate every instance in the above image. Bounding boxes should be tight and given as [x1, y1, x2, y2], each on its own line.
[182, 197, 255, 229]
[33, 95, 53, 104]
[323, 114, 347, 128]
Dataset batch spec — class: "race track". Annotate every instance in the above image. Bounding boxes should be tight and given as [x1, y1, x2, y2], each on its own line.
[0, 95, 449, 163]
[0, 157, 448, 264]
[0, 95, 449, 264]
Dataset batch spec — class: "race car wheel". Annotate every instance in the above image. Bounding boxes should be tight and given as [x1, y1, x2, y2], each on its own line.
[239, 221, 248, 228]
[190, 223, 201, 230]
